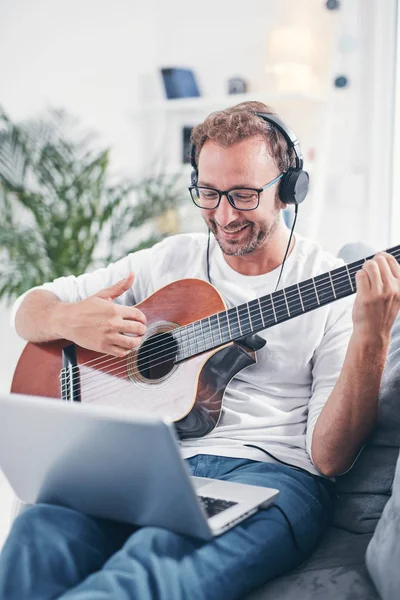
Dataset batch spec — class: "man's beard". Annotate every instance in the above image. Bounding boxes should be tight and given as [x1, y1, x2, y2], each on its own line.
[204, 204, 281, 257]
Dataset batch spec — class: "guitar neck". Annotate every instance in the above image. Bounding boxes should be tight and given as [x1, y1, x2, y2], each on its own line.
[174, 245, 400, 362]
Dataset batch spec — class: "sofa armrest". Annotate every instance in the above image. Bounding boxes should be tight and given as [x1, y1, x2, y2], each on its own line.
[366, 448, 400, 600]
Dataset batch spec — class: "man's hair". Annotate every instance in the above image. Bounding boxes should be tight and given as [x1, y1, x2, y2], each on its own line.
[190, 101, 295, 173]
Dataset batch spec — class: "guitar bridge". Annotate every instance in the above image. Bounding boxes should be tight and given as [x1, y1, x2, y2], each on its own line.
[60, 344, 81, 402]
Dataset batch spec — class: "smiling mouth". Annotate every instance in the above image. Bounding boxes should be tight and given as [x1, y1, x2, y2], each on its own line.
[218, 224, 250, 237]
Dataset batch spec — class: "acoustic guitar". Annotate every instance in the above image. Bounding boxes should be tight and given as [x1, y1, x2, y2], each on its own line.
[11, 245, 400, 439]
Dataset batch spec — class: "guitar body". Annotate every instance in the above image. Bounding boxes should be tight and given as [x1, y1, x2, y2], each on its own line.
[11, 279, 258, 439]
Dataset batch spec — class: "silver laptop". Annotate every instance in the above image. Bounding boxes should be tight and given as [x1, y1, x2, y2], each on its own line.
[0, 393, 279, 540]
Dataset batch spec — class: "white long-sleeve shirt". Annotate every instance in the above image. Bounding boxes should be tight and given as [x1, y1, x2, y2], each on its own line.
[12, 232, 354, 476]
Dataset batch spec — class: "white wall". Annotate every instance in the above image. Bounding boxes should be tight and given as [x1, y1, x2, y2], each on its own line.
[0, 0, 158, 172]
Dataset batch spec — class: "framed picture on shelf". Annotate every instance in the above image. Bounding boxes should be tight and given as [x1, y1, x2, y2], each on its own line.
[160, 68, 200, 100]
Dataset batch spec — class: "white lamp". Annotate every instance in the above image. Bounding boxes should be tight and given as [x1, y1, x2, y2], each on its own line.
[265, 27, 321, 95]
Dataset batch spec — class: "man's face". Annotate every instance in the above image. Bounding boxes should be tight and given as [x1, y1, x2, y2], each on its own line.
[197, 137, 284, 257]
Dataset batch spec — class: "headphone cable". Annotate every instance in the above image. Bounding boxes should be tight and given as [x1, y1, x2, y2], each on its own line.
[206, 228, 212, 283]
[274, 204, 298, 292]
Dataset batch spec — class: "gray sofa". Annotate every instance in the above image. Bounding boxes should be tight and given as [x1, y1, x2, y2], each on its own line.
[247, 308, 400, 600]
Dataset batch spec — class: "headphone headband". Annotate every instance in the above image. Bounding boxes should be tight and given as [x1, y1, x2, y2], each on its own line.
[254, 112, 304, 170]
[190, 109, 309, 205]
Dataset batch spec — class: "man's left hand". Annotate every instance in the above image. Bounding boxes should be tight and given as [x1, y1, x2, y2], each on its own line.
[352, 252, 400, 345]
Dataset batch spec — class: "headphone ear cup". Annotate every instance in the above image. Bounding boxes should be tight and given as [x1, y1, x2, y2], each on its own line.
[279, 169, 309, 205]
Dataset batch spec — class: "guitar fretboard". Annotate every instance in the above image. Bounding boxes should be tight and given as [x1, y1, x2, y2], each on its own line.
[173, 245, 400, 361]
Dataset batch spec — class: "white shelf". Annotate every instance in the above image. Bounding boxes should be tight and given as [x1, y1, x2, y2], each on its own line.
[131, 91, 325, 114]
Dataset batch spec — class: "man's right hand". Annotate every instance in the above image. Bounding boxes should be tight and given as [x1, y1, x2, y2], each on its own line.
[54, 273, 147, 357]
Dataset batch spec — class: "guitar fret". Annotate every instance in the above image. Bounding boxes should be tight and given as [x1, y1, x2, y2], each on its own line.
[177, 328, 186, 360]
[236, 307, 243, 335]
[187, 326, 192, 356]
[208, 316, 215, 346]
[203, 318, 212, 348]
[270, 295, 277, 322]
[328, 271, 337, 299]
[218, 315, 224, 342]
[249, 299, 262, 331]
[297, 283, 305, 312]
[247, 303, 253, 328]
[217, 314, 223, 342]
[282, 288, 290, 317]
[186, 324, 193, 355]
[210, 315, 220, 345]
[258, 298, 266, 327]
[272, 290, 289, 322]
[330, 264, 356, 299]
[182, 329, 188, 359]
[191, 323, 198, 354]
[312, 278, 320, 305]
[346, 264, 354, 292]
[227, 308, 241, 338]
[175, 330, 181, 360]
[193, 321, 203, 353]
[299, 280, 319, 311]
[315, 273, 336, 303]
[199, 320, 206, 348]
[238, 304, 251, 335]
[259, 296, 275, 327]
[285, 284, 304, 317]
[181, 327, 188, 358]
[188, 326, 194, 356]
[226, 310, 232, 338]
[222, 313, 230, 342]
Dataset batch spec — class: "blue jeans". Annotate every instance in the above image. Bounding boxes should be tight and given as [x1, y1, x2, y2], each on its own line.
[0, 455, 333, 600]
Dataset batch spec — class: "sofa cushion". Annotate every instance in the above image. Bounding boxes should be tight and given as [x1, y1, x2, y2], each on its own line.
[332, 447, 399, 534]
[297, 526, 373, 571]
[247, 565, 378, 600]
[246, 526, 378, 600]
[365, 449, 400, 600]
[332, 313, 400, 534]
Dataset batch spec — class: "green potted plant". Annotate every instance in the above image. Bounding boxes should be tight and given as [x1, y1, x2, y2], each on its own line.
[0, 108, 186, 303]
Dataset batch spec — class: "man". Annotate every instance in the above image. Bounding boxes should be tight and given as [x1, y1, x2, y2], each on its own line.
[1, 101, 400, 600]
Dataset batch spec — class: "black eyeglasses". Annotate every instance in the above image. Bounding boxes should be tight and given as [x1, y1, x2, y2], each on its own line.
[188, 174, 283, 211]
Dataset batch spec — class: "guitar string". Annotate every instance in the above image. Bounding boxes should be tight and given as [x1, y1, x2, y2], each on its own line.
[58, 256, 366, 380]
[61, 250, 399, 381]
[60, 251, 400, 400]
[60, 250, 400, 389]
[60, 259, 399, 402]
[61, 268, 359, 392]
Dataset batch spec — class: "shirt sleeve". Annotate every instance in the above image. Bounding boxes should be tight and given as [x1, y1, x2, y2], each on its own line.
[306, 296, 354, 469]
[10, 248, 153, 330]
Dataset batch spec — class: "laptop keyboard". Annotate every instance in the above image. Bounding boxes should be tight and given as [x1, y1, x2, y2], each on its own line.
[198, 496, 237, 518]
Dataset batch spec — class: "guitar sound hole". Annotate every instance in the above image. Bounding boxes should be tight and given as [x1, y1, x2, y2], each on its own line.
[137, 332, 178, 381]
